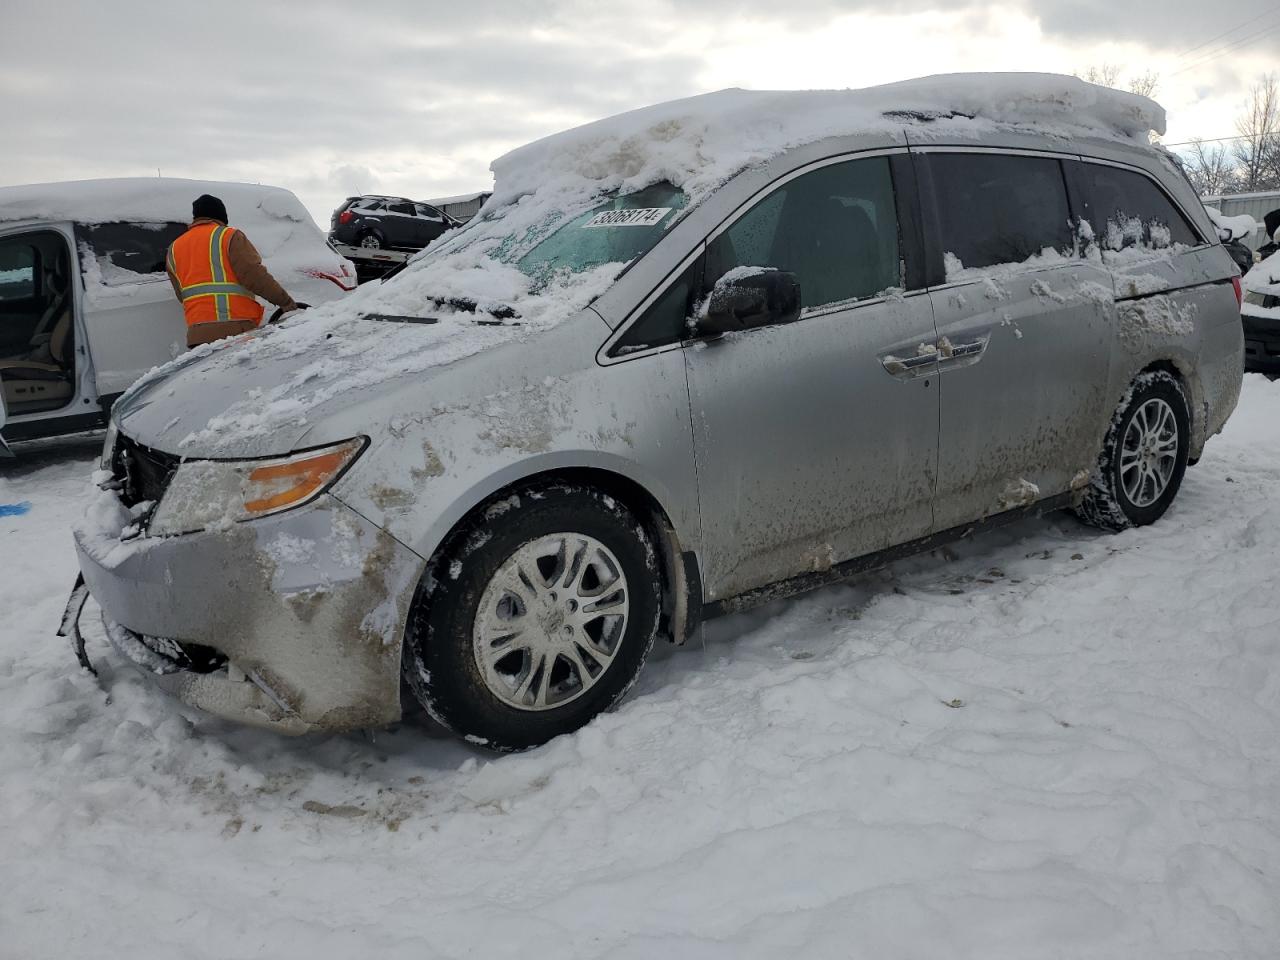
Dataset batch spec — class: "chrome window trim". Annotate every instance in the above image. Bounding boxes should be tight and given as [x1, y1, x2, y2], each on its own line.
[907, 144, 1078, 161]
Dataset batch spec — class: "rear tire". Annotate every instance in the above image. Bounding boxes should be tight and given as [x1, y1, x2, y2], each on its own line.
[1076, 370, 1190, 531]
[402, 483, 661, 752]
[358, 231, 384, 250]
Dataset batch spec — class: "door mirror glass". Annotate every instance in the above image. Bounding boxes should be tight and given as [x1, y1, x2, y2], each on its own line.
[695, 268, 800, 336]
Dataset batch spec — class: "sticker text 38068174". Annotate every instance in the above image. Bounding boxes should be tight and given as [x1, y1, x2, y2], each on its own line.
[581, 207, 673, 229]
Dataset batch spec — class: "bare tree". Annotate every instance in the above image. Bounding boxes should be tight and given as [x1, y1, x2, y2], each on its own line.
[1128, 71, 1160, 99]
[1078, 64, 1122, 88]
[1232, 74, 1280, 191]
[1075, 65, 1159, 98]
[1183, 138, 1238, 196]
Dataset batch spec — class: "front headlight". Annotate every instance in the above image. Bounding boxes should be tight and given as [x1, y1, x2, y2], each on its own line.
[147, 438, 365, 537]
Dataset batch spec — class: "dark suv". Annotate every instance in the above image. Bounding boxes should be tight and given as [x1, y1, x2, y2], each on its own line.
[329, 195, 458, 252]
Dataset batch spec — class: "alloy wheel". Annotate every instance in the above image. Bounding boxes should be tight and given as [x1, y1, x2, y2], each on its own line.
[1119, 397, 1179, 508]
[472, 533, 630, 711]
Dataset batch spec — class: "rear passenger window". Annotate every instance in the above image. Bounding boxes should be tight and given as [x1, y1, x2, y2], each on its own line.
[705, 156, 902, 311]
[1077, 163, 1199, 251]
[923, 153, 1073, 275]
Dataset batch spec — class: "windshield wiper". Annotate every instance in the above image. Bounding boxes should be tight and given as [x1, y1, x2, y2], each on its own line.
[423, 295, 520, 320]
[370, 268, 520, 319]
[362, 307, 521, 326]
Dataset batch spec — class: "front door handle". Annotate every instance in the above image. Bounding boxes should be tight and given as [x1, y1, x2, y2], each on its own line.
[937, 334, 989, 366]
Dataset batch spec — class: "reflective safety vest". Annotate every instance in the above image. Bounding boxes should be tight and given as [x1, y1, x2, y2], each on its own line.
[167, 222, 264, 327]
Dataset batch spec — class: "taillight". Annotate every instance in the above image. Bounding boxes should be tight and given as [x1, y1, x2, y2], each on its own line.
[339, 210, 355, 225]
[1232, 275, 1243, 308]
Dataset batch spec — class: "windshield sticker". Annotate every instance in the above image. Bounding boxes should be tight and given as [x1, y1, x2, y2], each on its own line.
[582, 207, 673, 229]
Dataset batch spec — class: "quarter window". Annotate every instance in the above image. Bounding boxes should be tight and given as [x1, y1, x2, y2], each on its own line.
[75, 221, 186, 279]
[705, 155, 902, 311]
[922, 153, 1073, 275]
[1077, 163, 1199, 251]
[612, 258, 700, 354]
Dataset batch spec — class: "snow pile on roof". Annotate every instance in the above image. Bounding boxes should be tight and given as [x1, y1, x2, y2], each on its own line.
[0, 177, 332, 264]
[491, 73, 1164, 206]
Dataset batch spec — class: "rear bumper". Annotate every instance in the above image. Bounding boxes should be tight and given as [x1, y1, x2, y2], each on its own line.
[1242, 308, 1280, 372]
[72, 487, 422, 733]
[328, 224, 358, 245]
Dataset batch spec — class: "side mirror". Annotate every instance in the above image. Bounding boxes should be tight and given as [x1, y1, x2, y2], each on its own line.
[695, 268, 801, 337]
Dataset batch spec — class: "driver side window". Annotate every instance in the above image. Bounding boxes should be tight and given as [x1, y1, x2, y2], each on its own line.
[706, 156, 902, 312]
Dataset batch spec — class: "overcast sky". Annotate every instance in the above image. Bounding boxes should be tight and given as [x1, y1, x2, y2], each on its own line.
[2, 1, 1277, 226]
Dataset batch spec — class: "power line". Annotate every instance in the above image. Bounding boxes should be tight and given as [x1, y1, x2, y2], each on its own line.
[1176, 6, 1280, 60]
[1165, 136, 1236, 147]
[1165, 134, 1263, 147]
[1172, 21, 1280, 77]
[1170, 19, 1280, 76]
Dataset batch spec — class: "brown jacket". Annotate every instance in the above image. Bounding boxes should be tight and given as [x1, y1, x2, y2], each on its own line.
[166, 218, 296, 311]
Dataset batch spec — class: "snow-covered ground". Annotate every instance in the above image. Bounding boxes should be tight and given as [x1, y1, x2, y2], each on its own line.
[2, 376, 1279, 959]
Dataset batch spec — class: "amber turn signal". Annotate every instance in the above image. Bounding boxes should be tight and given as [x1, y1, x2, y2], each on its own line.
[243, 441, 363, 515]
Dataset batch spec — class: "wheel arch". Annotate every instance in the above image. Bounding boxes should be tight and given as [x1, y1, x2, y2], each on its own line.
[411, 463, 702, 648]
[1135, 355, 1205, 458]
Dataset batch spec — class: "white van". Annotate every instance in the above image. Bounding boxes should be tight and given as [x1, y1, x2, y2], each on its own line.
[0, 178, 355, 445]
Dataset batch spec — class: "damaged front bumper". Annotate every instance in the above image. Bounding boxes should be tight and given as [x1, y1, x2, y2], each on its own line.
[69, 489, 423, 734]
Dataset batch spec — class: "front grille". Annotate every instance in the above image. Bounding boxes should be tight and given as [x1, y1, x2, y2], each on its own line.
[112, 434, 180, 508]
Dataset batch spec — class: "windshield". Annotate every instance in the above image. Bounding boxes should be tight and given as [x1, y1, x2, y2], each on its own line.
[375, 181, 689, 314]
[514, 182, 686, 287]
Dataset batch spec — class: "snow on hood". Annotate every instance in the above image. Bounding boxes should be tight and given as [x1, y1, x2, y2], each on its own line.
[490, 73, 1163, 207]
[1204, 207, 1260, 244]
[1246, 249, 1280, 295]
[114, 73, 1165, 458]
[0, 177, 348, 285]
[115, 256, 619, 457]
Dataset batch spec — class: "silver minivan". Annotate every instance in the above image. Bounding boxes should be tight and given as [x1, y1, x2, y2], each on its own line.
[67, 76, 1244, 751]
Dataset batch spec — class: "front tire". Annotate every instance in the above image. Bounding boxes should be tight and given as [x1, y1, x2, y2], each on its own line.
[402, 483, 660, 751]
[1076, 370, 1190, 531]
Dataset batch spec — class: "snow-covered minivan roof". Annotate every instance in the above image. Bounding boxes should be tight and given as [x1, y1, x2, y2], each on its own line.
[490, 73, 1164, 207]
[0, 177, 313, 232]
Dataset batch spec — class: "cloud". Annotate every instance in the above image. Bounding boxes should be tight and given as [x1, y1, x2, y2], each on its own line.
[2, 0, 1276, 224]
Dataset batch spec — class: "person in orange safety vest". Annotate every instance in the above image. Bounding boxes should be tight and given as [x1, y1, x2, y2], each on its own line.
[166, 194, 299, 348]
